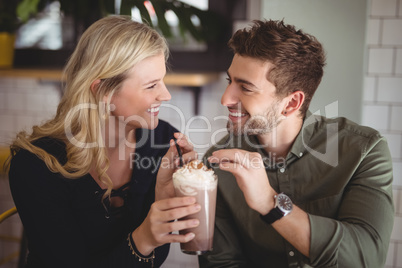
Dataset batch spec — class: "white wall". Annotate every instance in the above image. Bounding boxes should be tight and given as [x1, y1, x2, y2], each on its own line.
[261, 0, 367, 123]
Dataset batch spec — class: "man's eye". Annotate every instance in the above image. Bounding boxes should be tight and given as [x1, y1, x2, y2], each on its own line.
[241, 86, 252, 92]
[226, 77, 232, 84]
[147, 84, 157, 89]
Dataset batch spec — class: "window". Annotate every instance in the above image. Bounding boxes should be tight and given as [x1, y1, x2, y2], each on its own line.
[14, 0, 243, 71]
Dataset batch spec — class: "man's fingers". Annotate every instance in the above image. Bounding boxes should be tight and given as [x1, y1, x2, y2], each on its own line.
[208, 149, 262, 168]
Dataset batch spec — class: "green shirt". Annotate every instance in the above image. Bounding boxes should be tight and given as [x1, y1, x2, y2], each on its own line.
[199, 113, 394, 268]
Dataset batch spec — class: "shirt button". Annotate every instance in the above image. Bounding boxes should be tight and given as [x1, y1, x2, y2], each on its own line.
[280, 168, 285, 173]
[299, 152, 303, 157]
[289, 251, 295, 256]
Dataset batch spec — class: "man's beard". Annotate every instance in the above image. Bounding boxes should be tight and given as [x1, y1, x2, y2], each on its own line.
[227, 102, 284, 136]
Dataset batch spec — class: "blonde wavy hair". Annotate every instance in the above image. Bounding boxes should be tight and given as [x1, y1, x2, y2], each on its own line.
[9, 15, 169, 200]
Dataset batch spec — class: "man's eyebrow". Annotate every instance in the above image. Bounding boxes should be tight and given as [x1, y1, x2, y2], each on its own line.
[226, 71, 258, 89]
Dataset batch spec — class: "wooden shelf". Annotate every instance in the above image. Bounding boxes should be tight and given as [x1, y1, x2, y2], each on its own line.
[0, 68, 220, 87]
[0, 68, 221, 114]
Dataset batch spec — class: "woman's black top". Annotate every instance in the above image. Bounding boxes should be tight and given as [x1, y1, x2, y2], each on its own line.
[9, 120, 177, 268]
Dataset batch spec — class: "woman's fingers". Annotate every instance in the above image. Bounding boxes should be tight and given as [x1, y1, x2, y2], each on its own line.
[175, 150, 198, 166]
[152, 197, 201, 222]
[146, 197, 202, 244]
[165, 232, 196, 243]
[154, 196, 195, 210]
[174, 132, 193, 153]
[157, 218, 200, 235]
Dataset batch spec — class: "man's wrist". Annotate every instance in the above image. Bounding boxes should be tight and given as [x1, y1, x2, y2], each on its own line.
[259, 191, 277, 215]
[260, 193, 293, 224]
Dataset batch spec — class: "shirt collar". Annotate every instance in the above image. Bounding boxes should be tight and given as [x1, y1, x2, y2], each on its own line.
[288, 110, 317, 160]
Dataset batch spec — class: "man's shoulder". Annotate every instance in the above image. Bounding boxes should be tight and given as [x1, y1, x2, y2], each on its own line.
[308, 114, 382, 139]
[305, 114, 386, 155]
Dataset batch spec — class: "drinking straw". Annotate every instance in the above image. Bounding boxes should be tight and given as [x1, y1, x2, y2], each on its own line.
[173, 137, 184, 167]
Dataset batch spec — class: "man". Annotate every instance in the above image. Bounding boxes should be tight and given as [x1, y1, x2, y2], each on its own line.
[198, 20, 394, 267]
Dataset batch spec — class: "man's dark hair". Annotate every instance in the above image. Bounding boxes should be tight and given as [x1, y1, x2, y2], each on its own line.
[228, 20, 326, 117]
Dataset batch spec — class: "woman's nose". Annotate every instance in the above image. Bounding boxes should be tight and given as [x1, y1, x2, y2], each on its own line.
[158, 83, 171, 101]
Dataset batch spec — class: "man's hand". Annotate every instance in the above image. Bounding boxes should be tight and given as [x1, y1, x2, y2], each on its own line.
[208, 149, 276, 215]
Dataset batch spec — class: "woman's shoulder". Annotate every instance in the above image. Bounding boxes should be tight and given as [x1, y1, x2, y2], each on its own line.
[12, 137, 67, 167]
[9, 138, 68, 190]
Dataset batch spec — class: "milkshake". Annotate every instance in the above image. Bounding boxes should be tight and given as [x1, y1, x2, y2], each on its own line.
[173, 160, 218, 255]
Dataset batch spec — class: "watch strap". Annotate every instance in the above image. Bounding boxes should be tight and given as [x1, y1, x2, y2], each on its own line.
[260, 207, 284, 224]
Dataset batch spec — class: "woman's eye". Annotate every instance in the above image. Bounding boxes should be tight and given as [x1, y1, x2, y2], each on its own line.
[226, 77, 232, 84]
[147, 84, 157, 89]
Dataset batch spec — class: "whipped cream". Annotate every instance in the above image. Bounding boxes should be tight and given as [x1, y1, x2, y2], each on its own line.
[173, 160, 217, 195]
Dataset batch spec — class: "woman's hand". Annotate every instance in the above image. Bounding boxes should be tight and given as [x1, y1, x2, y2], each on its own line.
[132, 196, 201, 255]
[156, 132, 197, 201]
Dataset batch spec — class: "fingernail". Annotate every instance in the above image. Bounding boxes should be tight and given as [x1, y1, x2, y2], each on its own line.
[188, 233, 195, 239]
[194, 204, 201, 211]
[192, 220, 199, 226]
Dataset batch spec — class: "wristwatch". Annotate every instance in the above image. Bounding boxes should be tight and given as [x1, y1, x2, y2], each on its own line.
[260, 193, 293, 224]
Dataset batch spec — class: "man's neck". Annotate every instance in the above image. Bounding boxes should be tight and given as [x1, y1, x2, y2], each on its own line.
[257, 116, 303, 159]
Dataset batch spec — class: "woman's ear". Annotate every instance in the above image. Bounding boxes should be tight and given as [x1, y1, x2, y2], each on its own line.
[282, 91, 305, 116]
[90, 79, 101, 96]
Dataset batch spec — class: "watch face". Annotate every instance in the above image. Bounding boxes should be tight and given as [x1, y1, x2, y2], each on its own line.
[277, 194, 293, 212]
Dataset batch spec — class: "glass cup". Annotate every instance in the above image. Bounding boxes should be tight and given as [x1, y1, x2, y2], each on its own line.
[173, 174, 218, 255]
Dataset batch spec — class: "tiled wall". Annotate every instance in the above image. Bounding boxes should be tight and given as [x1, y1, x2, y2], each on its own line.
[362, 0, 402, 267]
[0, 78, 61, 268]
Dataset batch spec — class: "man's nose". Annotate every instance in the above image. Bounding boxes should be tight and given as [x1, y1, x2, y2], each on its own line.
[221, 84, 238, 107]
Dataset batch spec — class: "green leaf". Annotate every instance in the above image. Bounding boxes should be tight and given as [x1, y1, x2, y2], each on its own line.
[135, 0, 154, 27]
[120, 0, 134, 16]
[150, 0, 172, 37]
[168, 1, 202, 41]
[16, 0, 40, 22]
[99, 0, 115, 16]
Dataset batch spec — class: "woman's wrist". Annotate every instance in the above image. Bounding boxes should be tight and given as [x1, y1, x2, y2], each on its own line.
[131, 228, 154, 256]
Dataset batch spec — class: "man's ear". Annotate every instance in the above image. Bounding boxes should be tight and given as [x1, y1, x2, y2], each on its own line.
[282, 91, 305, 116]
[90, 79, 101, 96]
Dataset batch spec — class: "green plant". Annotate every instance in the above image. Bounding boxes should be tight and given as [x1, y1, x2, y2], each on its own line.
[119, 0, 222, 42]
[0, 0, 42, 33]
[10, 0, 223, 43]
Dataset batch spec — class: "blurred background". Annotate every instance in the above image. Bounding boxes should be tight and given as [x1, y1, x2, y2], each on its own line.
[1, 0, 401, 267]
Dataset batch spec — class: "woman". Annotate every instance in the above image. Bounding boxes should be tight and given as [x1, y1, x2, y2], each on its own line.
[8, 16, 199, 268]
